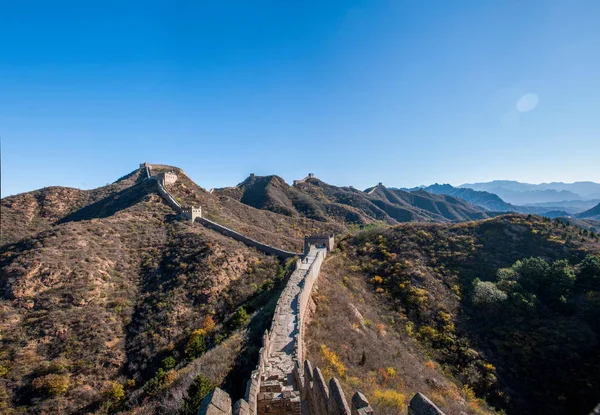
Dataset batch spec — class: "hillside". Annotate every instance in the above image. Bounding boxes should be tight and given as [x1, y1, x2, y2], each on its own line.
[215, 174, 490, 226]
[307, 215, 600, 415]
[0, 165, 333, 414]
[0, 170, 145, 246]
[576, 202, 600, 220]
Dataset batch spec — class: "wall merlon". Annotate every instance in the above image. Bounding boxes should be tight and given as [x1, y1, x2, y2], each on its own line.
[328, 378, 352, 415]
[408, 393, 445, 415]
[351, 392, 374, 415]
[234, 399, 250, 415]
[198, 387, 232, 415]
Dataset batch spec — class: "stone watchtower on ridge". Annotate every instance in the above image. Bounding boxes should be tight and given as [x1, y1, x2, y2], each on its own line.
[157, 171, 178, 186]
[293, 173, 316, 186]
[304, 233, 334, 254]
[181, 207, 202, 223]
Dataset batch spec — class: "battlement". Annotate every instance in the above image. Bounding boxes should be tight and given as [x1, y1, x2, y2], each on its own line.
[304, 234, 334, 254]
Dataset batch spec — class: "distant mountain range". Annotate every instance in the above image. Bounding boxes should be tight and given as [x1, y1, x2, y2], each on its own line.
[402, 183, 599, 218]
[403, 183, 516, 212]
[215, 174, 490, 225]
[459, 180, 600, 205]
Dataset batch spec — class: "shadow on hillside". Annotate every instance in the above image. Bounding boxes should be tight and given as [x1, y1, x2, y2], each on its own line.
[57, 181, 156, 224]
[220, 289, 280, 401]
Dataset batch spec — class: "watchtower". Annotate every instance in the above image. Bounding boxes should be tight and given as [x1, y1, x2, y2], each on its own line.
[304, 233, 335, 254]
[157, 171, 178, 186]
[181, 206, 202, 223]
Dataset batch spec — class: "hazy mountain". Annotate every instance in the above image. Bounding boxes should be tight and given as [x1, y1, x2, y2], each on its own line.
[459, 180, 600, 204]
[404, 183, 516, 212]
[576, 202, 600, 220]
[522, 199, 600, 213]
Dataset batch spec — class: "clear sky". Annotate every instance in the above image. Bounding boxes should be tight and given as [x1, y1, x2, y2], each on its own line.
[1, 0, 599, 197]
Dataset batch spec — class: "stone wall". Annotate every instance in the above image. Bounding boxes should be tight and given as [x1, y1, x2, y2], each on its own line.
[197, 217, 302, 259]
[141, 163, 205, 221]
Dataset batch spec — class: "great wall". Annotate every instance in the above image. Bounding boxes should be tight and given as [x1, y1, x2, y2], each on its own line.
[139, 163, 446, 415]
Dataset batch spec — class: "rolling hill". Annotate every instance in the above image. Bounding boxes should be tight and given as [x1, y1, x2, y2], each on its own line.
[215, 174, 490, 226]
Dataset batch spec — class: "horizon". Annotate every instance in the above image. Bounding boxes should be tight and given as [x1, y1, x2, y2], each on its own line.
[2, 159, 600, 198]
[2, 1, 599, 197]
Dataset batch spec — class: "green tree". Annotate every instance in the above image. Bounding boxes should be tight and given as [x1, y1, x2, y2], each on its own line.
[579, 254, 600, 290]
[472, 279, 507, 305]
[182, 374, 215, 415]
[162, 356, 176, 370]
[185, 330, 207, 358]
[231, 307, 250, 329]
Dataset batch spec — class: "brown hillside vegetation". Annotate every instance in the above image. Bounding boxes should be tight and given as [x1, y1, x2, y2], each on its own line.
[0, 166, 323, 414]
[306, 214, 600, 415]
[0, 170, 145, 246]
[0, 187, 297, 413]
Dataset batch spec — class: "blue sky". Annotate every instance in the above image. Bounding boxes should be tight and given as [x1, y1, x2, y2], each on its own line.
[1, 1, 599, 197]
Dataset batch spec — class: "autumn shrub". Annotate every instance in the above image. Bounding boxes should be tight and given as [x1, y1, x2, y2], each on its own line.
[320, 344, 347, 378]
[32, 374, 70, 397]
[372, 388, 406, 411]
[103, 381, 125, 402]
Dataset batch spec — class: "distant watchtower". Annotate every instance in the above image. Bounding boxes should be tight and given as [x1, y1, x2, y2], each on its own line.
[157, 171, 178, 186]
[293, 173, 316, 186]
[181, 206, 202, 223]
[304, 233, 335, 254]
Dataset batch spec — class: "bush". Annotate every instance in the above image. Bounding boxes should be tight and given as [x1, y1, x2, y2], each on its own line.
[472, 280, 507, 305]
[182, 374, 215, 415]
[320, 344, 347, 378]
[231, 307, 250, 329]
[372, 388, 406, 410]
[162, 356, 176, 370]
[185, 330, 207, 358]
[32, 374, 70, 397]
[103, 381, 125, 402]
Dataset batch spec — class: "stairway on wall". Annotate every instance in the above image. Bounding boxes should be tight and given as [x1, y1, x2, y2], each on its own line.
[259, 250, 322, 414]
